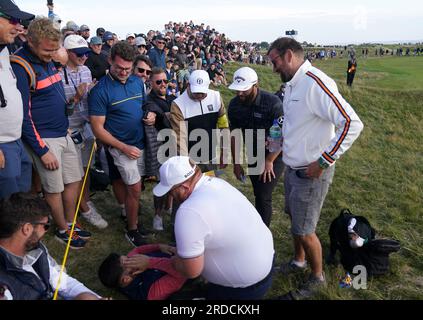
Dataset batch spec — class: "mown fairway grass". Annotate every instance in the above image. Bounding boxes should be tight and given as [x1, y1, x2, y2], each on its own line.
[43, 55, 423, 300]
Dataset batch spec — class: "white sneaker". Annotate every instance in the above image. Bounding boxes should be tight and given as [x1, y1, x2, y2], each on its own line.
[153, 215, 164, 231]
[82, 202, 108, 229]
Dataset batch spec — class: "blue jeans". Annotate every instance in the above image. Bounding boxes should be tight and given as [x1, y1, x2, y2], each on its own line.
[0, 140, 32, 199]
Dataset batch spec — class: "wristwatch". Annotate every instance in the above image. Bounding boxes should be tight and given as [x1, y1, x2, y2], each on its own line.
[318, 157, 330, 169]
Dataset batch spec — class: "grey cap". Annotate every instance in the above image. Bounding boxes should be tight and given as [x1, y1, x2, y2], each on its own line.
[79, 24, 90, 32]
[90, 36, 102, 45]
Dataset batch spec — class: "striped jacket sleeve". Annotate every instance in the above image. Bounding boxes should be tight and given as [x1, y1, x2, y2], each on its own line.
[307, 72, 363, 165]
[12, 63, 49, 157]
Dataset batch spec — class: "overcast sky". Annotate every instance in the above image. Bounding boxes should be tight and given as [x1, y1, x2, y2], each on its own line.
[20, 0, 423, 44]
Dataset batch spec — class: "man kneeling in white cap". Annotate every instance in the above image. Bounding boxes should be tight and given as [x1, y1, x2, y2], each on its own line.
[151, 156, 275, 300]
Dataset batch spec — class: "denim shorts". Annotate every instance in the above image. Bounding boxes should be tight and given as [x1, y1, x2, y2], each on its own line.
[284, 165, 335, 236]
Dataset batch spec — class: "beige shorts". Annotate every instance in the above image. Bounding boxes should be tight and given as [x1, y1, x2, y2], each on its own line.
[108, 146, 145, 185]
[27, 135, 83, 193]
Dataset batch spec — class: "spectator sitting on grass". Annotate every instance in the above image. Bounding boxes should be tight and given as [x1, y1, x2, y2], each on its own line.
[98, 244, 187, 300]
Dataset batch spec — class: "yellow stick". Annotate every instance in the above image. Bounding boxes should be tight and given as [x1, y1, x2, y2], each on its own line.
[53, 141, 96, 300]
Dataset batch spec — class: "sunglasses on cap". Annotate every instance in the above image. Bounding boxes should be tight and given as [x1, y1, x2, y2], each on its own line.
[71, 50, 89, 58]
[137, 67, 152, 75]
[0, 12, 21, 26]
[155, 79, 169, 85]
[137, 45, 146, 48]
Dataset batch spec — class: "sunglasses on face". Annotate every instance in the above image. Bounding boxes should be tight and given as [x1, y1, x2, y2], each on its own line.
[32, 220, 51, 231]
[157, 41, 165, 45]
[0, 12, 21, 25]
[137, 67, 152, 75]
[71, 50, 89, 58]
[155, 79, 169, 85]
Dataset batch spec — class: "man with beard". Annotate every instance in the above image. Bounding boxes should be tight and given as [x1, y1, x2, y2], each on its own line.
[143, 68, 175, 231]
[170, 70, 229, 173]
[267, 38, 363, 299]
[227, 67, 284, 227]
[153, 156, 275, 300]
[0, 195, 102, 300]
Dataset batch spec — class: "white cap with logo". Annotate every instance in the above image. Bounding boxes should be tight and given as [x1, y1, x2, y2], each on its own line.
[153, 156, 197, 197]
[228, 67, 258, 91]
[189, 70, 210, 94]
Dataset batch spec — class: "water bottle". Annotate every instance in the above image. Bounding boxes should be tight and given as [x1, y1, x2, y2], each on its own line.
[268, 119, 282, 153]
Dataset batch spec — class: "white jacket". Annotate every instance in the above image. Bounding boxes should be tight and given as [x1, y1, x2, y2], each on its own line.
[282, 60, 364, 168]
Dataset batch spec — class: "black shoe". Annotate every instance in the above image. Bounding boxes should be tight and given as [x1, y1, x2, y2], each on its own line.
[124, 224, 154, 237]
[282, 273, 327, 300]
[125, 229, 148, 247]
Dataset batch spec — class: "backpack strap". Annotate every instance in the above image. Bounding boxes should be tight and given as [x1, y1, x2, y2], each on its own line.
[10, 55, 37, 91]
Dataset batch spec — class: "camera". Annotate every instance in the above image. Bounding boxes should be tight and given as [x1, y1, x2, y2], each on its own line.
[47, 0, 54, 6]
[71, 130, 83, 145]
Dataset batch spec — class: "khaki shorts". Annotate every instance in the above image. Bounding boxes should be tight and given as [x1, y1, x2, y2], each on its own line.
[108, 146, 145, 185]
[27, 135, 83, 193]
[284, 165, 335, 236]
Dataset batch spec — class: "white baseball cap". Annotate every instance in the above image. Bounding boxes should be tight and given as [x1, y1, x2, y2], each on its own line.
[126, 33, 136, 39]
[228, 67, 258, 91]
[189, 70, 210, 94]
[153, 156, 197, 197]
[63, 35, 90, 55]
[135, 37, 146, 46]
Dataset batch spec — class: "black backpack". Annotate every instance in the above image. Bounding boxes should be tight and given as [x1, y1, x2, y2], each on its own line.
[328, 209, 400, 276]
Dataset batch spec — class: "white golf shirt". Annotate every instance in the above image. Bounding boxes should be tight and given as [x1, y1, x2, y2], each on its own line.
[175, 175, 274, 288]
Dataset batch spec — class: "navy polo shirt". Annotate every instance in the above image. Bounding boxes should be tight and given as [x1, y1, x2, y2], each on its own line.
[89, 74, 145, 149]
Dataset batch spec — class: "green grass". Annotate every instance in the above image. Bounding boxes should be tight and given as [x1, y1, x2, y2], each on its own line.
[43, 56, 423, 300]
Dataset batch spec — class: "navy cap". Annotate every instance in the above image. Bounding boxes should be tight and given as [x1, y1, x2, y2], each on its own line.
[71, 47, 91, 55]
[154, 34, 164, 42]
[102, 31, 114, 41]
[0, 0, 34, 20]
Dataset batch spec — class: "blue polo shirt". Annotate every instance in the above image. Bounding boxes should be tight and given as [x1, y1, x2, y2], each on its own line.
[89, 74, 145, 149]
